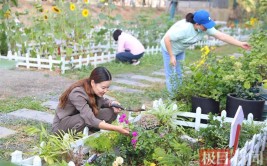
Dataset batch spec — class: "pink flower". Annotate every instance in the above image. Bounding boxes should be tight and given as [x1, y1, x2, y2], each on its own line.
[119, 117, 124, 123]
[121, 114, 126, 118]
[131, 139, 137, 147]
[119, 114, 127, 123]
[132, 131, 138, 137]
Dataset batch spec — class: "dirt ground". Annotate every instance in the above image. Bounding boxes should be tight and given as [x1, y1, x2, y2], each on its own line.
[0, 67, 75, 100]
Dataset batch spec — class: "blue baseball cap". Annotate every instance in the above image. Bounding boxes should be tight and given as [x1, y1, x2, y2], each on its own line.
[193, 10, 215, 29]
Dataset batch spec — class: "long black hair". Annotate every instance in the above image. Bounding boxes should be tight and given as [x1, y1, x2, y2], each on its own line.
[59, 67, 112, 115]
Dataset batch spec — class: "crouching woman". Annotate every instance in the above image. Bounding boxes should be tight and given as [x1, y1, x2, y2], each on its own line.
[52, 66, 129, 135]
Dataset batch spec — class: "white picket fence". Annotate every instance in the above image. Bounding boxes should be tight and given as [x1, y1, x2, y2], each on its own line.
[0, 38, 234, 74]
[0, 45, 161, 74]
[152, 99, 267, 166]
[173, 107, 267, 165]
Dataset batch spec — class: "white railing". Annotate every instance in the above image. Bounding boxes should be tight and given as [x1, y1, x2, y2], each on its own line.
[172, 107, 266, 165]
[152, 98, 267, 166]
[171, 107, 263, 131]
[0, 45, 161, 74]
[230, 129, 267, 165]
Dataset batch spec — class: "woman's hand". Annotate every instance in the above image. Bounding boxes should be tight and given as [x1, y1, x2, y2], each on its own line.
[170, 55, 176, 66]
[99, 121, 129, 135]
[116, 125, 130, 135]
[240, 42, 251, 50]
[110, 100, 121, 114]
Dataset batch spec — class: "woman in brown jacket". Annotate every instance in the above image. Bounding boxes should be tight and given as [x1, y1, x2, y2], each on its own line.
[52, 66, 129, 135]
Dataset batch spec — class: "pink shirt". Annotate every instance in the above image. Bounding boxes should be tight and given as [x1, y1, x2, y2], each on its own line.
[117, 32, 145, 55]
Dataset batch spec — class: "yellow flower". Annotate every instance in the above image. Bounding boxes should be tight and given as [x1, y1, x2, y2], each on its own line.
[70, 3, 76, 11]
[250, 17, 258, 26]
[82, 9, 89, 17]
[44, 15, 48, 20]
[201, 46, 210, 56]
[150, 163, 156, 166]
[196, 59, 205, 68]
[84, 0, 89, 4]
[4, 10, 11, 18]
[52, 6, 61, 13]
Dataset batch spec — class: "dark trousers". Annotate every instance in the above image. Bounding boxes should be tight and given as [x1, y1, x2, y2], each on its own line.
[116, 51, 144, 63]
[52, 108, 117, 134]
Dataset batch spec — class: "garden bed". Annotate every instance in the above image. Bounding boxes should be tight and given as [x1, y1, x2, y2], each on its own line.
[11, 99, 267, 166]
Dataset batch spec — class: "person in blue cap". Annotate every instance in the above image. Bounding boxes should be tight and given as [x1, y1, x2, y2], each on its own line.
[160, 10, 251, 95]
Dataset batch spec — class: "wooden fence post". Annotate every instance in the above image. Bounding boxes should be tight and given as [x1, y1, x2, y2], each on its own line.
[93, 53, 97, 68]
[79, 55, 82, 69]
[221, 110, 227, 122]
[37, 54, 41, 69]
[49, 56, 53, 71]
[7, 51, 12, 60]
[14, 52, 18, 61]
[86, 54, 90, 66]
[195, 107, 201, 131]
[247, 113, 254, 123]
[26, 52, 30, 69]
[61, 56, 66, 74]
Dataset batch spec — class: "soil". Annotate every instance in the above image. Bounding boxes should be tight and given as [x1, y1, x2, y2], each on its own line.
[0, 68, 75, 100]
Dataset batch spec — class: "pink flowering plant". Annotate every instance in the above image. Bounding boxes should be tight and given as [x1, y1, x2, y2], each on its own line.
[85, 110, 194, 165]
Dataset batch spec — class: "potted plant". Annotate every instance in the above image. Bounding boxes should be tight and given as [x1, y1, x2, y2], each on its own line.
[226, 84, 265, 121]
[224, 30, 267, 121]
[174, 46, 231, 115]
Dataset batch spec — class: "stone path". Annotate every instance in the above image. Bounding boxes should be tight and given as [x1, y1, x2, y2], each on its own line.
[0, 69, 166, 138]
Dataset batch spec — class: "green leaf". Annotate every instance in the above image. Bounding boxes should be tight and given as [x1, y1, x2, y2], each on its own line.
[243, 81, 251, 89]
[66, 47, 73, 56]
[2, 4, 10, 13]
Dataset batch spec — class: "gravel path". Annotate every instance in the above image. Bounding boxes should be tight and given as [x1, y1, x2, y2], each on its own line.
[0, 68, 75, 101]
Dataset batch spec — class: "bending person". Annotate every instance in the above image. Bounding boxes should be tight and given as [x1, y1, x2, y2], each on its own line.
[52, 66, 129, 135]
[160, 9, 251, 95]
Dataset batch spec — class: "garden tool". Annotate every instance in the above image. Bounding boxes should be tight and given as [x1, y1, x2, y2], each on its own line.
[110, 103, 146, 112]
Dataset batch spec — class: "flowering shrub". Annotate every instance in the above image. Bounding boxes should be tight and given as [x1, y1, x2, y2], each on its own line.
[175, 45, 230, 104]
[85, 104, 194, 165]
[175, 29, 267, 110]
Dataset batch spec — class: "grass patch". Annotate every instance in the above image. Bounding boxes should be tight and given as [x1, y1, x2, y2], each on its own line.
[62, 44, 240, 108]
[0, 121, 51, 161]
[213, 44, 242, 56]
[107, 83, 168, 109]
[0, 97, 46, 113]
[64, 53, 164, 80]
[0, 59, 16, 70]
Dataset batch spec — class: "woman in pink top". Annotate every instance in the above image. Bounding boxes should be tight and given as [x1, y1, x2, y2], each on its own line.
[113, 29, 145, 65]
